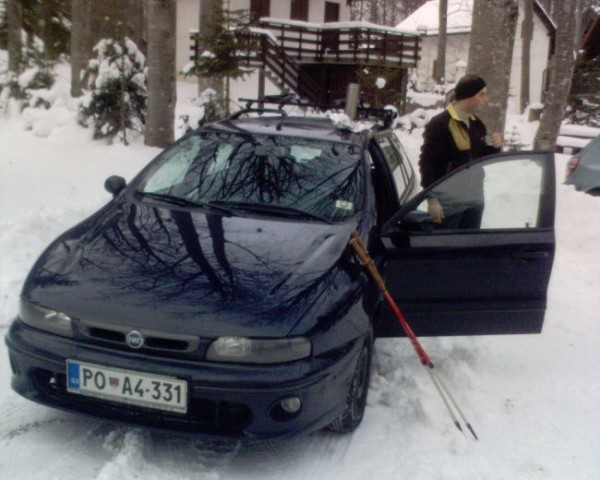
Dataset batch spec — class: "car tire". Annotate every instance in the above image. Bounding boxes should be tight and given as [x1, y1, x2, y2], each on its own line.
[326, 327, 373, 433]
[587, 188, 600, 197]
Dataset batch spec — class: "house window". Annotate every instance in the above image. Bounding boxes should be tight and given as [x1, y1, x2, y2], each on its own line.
[291, 0, 309, 21]
[324, 2, 340, 22]
[322, 2, 340, 51]
[250, 0, 270, 23]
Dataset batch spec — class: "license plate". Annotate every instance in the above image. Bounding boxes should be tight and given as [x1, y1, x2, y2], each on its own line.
[66, 361, 188, 414]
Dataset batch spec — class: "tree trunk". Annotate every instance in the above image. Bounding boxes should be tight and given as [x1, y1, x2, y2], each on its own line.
[120, 45, 128, 146]
[573, 0, 584, 48]
[71, 0, 92, 97]
[533, 0, 577, 151]
[7, 0, 23, 74]
[520, 0, 533, 113]
[436, 0, 448, 84]
[145, 0, 177, 148]
[37, 1, 51, 61]
[467, 0, 518, 136]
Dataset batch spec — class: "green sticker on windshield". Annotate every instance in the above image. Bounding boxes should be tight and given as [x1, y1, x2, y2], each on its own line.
[335, 199, 353, 211]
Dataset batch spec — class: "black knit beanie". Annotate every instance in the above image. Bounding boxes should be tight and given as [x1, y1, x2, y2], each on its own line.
[454, 75, 486, 100]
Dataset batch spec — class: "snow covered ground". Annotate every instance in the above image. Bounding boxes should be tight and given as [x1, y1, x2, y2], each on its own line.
[1, 77, 599, 479]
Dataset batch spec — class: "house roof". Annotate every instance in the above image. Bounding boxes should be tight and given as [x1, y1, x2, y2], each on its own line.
[396, 0, 472, 34]
[396, 0, 556, 35]
[582, 15, 600, 58]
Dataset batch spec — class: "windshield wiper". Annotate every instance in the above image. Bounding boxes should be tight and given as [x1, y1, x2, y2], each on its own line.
[135, 192, 239, 216]
[209, 201, 333, 224]
[135, 191, 203, 208]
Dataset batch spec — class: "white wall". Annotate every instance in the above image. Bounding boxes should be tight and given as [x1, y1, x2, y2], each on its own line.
[508, 9, 552, 112]
[176, 0, 200, 83]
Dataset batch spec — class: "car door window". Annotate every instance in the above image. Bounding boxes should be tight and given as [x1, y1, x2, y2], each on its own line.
[388, 133, 414, 189]
[404, 154, 547, 231]
[368, 139, 401, 223]
[379, 152, 555, 337]
[373, 134, 409, 199]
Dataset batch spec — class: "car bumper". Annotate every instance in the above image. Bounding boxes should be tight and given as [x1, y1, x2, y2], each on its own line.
[5, 320, 362, 440]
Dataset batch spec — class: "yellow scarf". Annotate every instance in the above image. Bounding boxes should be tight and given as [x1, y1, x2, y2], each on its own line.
[447, 104, 476, 151]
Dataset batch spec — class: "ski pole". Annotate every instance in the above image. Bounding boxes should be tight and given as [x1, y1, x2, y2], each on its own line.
[349, 231, 478, 440]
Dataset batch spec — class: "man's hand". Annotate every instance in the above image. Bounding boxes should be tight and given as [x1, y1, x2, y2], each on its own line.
[427, 198, 444, 224]
[489, 132, 503, 148]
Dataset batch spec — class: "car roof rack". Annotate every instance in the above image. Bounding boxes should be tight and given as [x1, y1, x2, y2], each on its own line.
[234, 93, 397, 130]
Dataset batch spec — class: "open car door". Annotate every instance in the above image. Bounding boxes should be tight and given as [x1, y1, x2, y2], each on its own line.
[378, 151, 556, 337]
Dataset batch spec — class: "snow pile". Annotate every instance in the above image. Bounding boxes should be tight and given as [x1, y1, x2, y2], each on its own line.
[20, 70, 80, 139]
[1, 62, 600, 480]
[326, 111, 374, 132]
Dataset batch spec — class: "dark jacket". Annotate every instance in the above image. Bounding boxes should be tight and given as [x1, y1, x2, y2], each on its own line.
[419, 106, 500, 188]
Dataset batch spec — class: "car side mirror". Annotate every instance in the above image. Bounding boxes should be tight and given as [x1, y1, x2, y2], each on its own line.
[104, 175, 127, 197]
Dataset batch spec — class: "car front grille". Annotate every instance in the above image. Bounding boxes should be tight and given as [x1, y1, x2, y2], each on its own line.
[77, 320, 203, 355]
[31, 368, 253, 436]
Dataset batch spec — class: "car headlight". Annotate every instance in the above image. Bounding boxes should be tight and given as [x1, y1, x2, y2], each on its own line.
[206, 336, 311, 364]
[19, 298, 74, 338]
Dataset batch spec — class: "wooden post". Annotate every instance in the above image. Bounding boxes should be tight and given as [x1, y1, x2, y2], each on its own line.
[345, 83, 359, 120]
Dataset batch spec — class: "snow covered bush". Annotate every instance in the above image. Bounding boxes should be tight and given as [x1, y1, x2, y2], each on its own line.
[0, 38, 55, 111]
[78, 37, 147, 143]
[504, 126, 528, 151]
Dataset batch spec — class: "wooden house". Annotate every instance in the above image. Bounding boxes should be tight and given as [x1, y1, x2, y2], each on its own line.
[176, 1, 421, 108]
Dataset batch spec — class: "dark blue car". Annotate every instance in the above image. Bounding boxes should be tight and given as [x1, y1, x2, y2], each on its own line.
[5, 108, 556, 439]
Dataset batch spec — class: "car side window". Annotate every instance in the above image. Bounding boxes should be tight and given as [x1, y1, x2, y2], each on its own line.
[373, 134, 409, 198]
[388, 133, 414, 189]
[409, 155, 545, 230]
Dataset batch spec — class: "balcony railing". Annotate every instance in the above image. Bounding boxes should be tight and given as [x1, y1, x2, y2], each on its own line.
[256, 18, 420, 68]
[189, 19, 421, 104]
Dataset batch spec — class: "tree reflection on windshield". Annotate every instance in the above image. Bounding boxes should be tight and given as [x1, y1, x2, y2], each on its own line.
[138, 131, 364, 222]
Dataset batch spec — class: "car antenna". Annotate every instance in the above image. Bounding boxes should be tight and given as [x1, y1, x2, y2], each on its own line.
[348, 231, 478, 440]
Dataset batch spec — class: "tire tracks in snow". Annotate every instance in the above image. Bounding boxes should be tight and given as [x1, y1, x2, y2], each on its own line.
[1, 408, 119, 480]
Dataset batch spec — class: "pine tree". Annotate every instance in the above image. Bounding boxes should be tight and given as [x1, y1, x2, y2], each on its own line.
[78, 38, 147, 143]
[187, 4, 256, 114]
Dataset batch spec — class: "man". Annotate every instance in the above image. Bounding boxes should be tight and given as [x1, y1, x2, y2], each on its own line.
[418, 74, 503, 228]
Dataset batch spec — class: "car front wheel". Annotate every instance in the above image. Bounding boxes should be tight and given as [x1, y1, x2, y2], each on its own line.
[326, 328, 373, 433]
[587, 188, 600, 197]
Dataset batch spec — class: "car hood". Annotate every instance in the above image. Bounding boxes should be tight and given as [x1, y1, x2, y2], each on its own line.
[23, 201, 359, 338]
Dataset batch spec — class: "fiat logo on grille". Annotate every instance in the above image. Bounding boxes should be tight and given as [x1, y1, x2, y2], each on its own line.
[126, 330, 144, 349]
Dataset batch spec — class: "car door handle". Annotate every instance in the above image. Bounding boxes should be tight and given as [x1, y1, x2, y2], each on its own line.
[514, 251, 550, 260]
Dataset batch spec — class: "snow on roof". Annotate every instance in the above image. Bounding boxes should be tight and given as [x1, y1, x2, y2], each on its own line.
[396, 0, 473, 35]
[398, 0, 555, 35]
[261, 17, 419, 35]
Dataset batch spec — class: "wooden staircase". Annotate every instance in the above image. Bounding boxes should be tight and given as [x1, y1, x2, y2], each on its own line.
[194, 19, 421, 105]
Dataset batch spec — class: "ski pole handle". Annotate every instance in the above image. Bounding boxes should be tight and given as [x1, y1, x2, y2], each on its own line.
[350, 231, 432, 367]
[349, 232, 387, 292]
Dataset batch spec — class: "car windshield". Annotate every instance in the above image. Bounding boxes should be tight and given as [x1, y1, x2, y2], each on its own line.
[135, 130, 365, 222]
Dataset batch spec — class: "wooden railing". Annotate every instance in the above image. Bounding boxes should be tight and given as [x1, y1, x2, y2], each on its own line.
[257, 19, 420, 68]
[191, 20, 420, 103]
